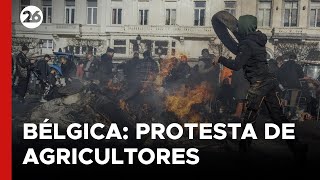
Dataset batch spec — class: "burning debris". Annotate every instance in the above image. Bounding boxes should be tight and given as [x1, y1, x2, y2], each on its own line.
[165, 81, 213, 124]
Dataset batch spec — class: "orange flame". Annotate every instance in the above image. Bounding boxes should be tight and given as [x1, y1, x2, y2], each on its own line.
[165, 82, 213, 123]
[119, 99, 129, 112]
[158, 57, 178, 85]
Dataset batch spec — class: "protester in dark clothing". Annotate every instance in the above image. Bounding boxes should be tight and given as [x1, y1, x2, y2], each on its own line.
[84, 52, 99, 80]
[47, 69, 57, 86]
[36, 54, 51, 82]
[124, 52, 140, 81]
[60, 56, 76, 84]
[188, 64, 201, 87]
[278, 54, 304, 89]
[36, 54, 51, 102]
[231, 69, 250, 118]
[213, 15, 307, 157]
[15, 45, 35, 103]
[198, 48, 220, 91]
[217, 78, 234, 108]
[276, 55, 285, 68]
[44, 69, 61, 101]
[268, 58, 279, 76]
[100, 47, 114, 83]
[136, 50, 159, 82]
[277, 53, 304, 120]
[123, 50, 159, 101]
[165, 55, 191, 88]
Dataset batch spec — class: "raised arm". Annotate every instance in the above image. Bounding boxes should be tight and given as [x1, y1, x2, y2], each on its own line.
[218, 43, 251, 71]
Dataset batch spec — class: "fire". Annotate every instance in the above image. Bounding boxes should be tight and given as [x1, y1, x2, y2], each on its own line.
[165, 82, 213, 123]
[188, 111, 202, 123]
[119, 99, 129, 112]
[158, 57, 178, 85]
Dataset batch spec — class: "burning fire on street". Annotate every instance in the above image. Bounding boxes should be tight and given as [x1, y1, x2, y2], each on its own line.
[165, 82, 213, 124]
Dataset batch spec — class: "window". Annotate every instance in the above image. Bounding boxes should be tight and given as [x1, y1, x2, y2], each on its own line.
[87, 0, 97, 24]
[114, 40, 126, 54]
[21, 0, 30, 22]
[257, 1, 272, 27]
[64, 45, 97, 55]
[284, 1, 298, 27]
[139, 10, 149, 25]
[42, 0, 52, 23]
[224, 1, 236, 16]
[112, 8, 122, 24]
[194, 1, 206, 26]
[20, 0, 30, 11]
[310, 1, 320, 27]
[65, 0, 75, 24]
[41, 39, 53, 49]
[166, 9, 176, 25]
[171, 41, 176, 56]
[155, 41, 169, 55]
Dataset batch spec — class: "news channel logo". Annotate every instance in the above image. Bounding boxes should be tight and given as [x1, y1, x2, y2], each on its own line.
[20, 6, 43, 29]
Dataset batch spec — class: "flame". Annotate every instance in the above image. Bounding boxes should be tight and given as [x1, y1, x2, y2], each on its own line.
[165, 82, 212, 123]
[220, 66, 233, 84]
[188, 111, 202, 124]
[119, 99, 129, 112]
[158, 57, 178, 85]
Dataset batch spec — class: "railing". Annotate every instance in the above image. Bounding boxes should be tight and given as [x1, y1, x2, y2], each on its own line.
[12, 22, 320, 39]
[55, 24, 79, 30]
[108, 25, 214, 36]
[12, 23, 81, 35]
[273, 27, 305, 37]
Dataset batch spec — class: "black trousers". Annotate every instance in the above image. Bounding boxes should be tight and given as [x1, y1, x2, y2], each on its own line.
[243, 78, 287, 124]
[241, 78, 298, 151]
[16, 76, 30, 98]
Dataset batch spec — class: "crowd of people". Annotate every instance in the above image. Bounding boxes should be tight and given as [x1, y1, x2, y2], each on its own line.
[12, 43, 320, 122]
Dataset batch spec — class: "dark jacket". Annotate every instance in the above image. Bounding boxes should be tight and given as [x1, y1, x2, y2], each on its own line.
[61, 61, 76, 79]
[47, 73, 56, 86]
[84, 58, 100, 79]
[278, 60, 304, 89]
[16, 52, 32, 78]
[100, 54, 113, 75]
[268, 59, 279, 77]
[219, 31, 272, 84]
[165, 62, 191, 84]
[199, 56, 220, 90]
[136, 57, 159, 82]
[36, 59, 50, 81]
[231, 69, 250, 100]
[124, 57, 140, 81]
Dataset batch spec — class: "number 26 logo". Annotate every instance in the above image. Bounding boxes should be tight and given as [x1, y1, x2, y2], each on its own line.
[20, 6, 43, 29]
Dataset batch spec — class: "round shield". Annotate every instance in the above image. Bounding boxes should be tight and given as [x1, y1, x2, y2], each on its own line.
[211, 11, 240, 55]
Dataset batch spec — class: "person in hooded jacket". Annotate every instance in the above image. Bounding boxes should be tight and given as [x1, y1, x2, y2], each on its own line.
[213, 15, 307, 158]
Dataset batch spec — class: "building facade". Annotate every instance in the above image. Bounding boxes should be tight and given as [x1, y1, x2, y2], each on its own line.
[12, 0, 320, 60]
